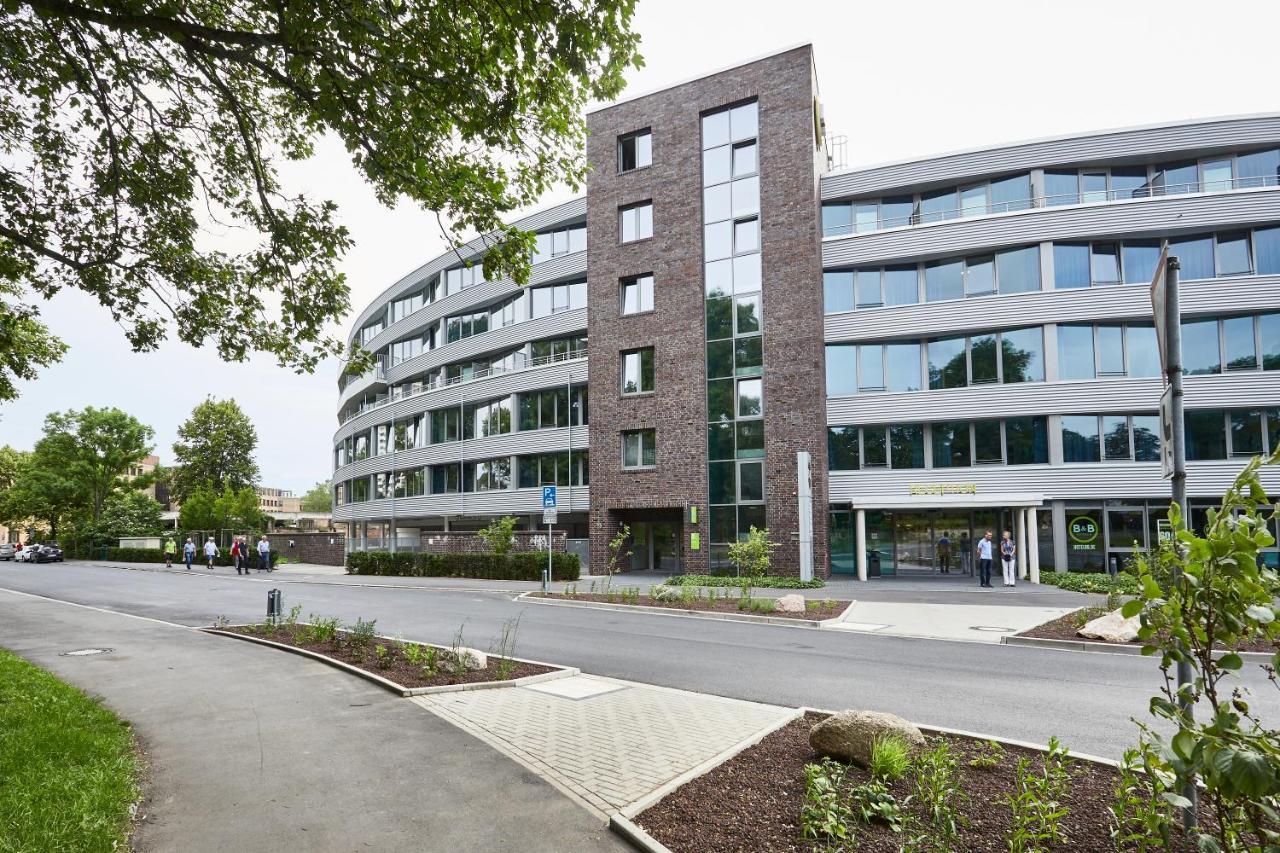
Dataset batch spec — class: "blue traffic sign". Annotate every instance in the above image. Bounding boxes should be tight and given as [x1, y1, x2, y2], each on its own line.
[542, 486, 557, 509]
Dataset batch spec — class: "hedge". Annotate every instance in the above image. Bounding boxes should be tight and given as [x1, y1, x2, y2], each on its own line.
[668, 573, 825, 589]
[97, 547, 274, 569]
[1037, 571, 1141, 595]
[346, 550, 579, 581]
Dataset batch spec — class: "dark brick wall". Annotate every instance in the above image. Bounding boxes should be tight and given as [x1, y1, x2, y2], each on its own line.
[585, 46, 829, 577]
[265, 532, 345, 566]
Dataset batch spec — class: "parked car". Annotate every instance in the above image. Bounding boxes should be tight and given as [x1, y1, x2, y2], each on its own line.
[15, 545, 41, 563]
[37, 542, 64, 562]
[0, 543, 14, 561]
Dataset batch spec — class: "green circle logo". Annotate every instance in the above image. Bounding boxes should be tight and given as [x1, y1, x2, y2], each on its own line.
[1069, 517, 1099, 545]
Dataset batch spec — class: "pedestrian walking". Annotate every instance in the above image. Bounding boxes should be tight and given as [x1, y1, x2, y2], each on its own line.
[163, 537, 176, 568]
[936, 532, 951, 574]
[183, 537, 195, 571]
[257, 535, 272, 572]
[203, 536, 218, 570]
[976, 530, 994, 588]
[231, 538, 244, 575]
[1000, 530, 1017, 587]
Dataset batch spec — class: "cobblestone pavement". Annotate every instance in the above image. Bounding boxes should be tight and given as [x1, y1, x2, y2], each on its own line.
[413, 675, 797, 817]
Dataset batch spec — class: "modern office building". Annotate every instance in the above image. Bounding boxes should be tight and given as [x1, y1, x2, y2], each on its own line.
[332, 44, 1280, 579]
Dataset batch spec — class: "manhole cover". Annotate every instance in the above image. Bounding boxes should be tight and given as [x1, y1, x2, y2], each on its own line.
[61, 648, 113, 656]
[970, 626, 1013, 633]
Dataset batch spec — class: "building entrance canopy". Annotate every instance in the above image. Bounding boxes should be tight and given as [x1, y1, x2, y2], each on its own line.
[844, 492, 1045, 511]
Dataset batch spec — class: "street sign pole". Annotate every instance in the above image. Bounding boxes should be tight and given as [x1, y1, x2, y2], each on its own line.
[541, 486, 557, 593]
[1155, 253, 1197, 830]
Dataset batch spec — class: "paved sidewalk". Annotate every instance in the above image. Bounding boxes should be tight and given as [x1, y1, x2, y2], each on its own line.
[415, 675, 795, 817]
[0, 589, 624, 852]
[828, 600, 1077, 643]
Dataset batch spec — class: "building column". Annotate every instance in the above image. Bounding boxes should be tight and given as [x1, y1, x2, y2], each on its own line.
[855, 509, 867, 582]
[1027, 507, 1041, 584]
[1016, 508, 1028, 581]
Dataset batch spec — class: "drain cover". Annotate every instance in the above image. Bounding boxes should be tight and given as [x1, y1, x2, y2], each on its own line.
[970, 626, 1013, 633]
[61, 648, 113, 656]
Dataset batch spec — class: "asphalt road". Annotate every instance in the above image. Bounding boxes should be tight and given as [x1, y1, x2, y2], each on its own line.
[4, 561, 1277, 760]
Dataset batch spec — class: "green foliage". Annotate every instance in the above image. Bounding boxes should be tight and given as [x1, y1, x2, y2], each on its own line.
[904, 740, 968, 850]
[0, 0, 640, 392]
[178, 485, 266, 532]
[968, 739, 1005, 770]
[726, 525, 778, 579]
[345, 550, 579, 581]
[299, 480, 333, 513]
[87, 490, 164, 544]
[1037, 571, 1141, 595]
[1123, 452, 1280, 849]
[869, 734, 913, 782]
[0, 648, 140, 851]
[607, 523, 632, 580]
[305, 616, 341, 646]
[1007, 737, 1071, 853]
[0, 282, 66, 401]
[847, 780, 903, 831]
[171, 399, 260, 503]
[490, 615, 521, 680]
[668, 573, 825, 589]
[476, 516, 518, 558]
[1109, 743, 1177, 851]
[346, 618, 378, 654]
[373, 644, 392, 669]
[800, 757, 853, 843]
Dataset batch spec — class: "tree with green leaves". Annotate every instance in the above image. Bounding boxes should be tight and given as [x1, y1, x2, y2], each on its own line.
[0, 1, 640, 398]
[91, 490, 164, 542]
[171, 398, 259, 502]
[727, 526, 779, 580]
[477, 516, 518, 557]
[0, 282, 66, 401]
[178, 485, 264, 534]
[299, 480, 333, 513]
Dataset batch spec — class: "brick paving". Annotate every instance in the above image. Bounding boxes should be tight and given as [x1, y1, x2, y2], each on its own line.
[413, 675, 796, 816]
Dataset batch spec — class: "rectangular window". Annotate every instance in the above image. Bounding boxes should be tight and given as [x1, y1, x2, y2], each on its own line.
[883, 265, 919, 305]
[1096, 325, 1125, 376]
[1044, 170, 1079, 205]
[881, 197, 915, 229]
[1261, 313, 1280, 370]
[1185, 410, 1226, 460]
[430, 463, 460, 494]
[622, 429, 656, 468]
[621, 348, 654, 394]
[736, 420, 763, 458]
[964, 255, 995, 298]
[919, 188, 958, 223]
[1126, 324, 1161, 378]
[1169, 235, 1215, 280]
[970, 333, 998, 384]
[1102, 415, 1130, 460]
[823, 271, 854, 314]
[928, 337, 967, 390]
[733, 142, 758, 178]
[1216, 232, 1253, 276]
[1006, 417, 1049, 465]
[828, 426, 860, 470]
[738, 461, 764, 502]
[1001, 327, 1045, 383]
[997, 246, 1040, 294]
[618, 130, 652, 172]
[1082, 171, 1108, 203]
[1230, 410, 1265, 457]
[1053, 243, 1091, 289]
[1181, 319, 1221, 375]
[931, 421, 970, 468]
[885, 343, 921, 392]
[925, 260, 963, 302]
[973, 419, 1003, 464]
[1133, 415, 1161, 461]
[859, 344, 885, 391]
[1058, 325, 1096, 380]
[620, 202, 653, 243]
[863, 427, 887, 466]
[1091, 243, 1121, 285]
[1111, 166, 1151, 199]
[856, 269, 882, 308]
[822, 203, 853, 237]
[736, 378, 763, 417]
[1237, 148, 1280, 188]
[1122, 240, 1162, 285]
[826, 344, 857, 396]
[621, 274, 654, 315]
[990, 174, 1032, 213]
[349, 477, 369, 502]
[889, 425, 924, 469]
[1223, 316, 1257, 370]
[1062, 415, 1101, 462]
[1256, 226, 1280, 275]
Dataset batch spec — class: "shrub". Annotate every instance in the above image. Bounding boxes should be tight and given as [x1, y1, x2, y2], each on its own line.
[476, 516, 518, 557]
[346, 550, 578, 581]
[668, 573, 824, 589]
[1037, 572, 1140, 595]
[869, 734, 912, 782]
[726, 525, 778, 579]
[800, 758, 852, 843]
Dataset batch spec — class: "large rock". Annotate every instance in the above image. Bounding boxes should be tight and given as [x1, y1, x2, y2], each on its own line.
[809, 710, 925, 767]
[445, 647, 488, 671]
[1077, 610, 1140, 643]
[775, 593, 806, 613]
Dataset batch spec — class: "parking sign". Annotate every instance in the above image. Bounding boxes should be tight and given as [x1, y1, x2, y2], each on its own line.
[542, 485, 557, 509]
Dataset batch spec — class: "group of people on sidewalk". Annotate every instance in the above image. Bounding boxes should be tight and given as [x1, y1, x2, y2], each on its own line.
[975, 529, 1019, 589]
[163, 536, 273, 573]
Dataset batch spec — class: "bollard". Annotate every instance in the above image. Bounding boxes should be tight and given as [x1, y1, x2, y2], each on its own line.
[267, 589, 283, 623]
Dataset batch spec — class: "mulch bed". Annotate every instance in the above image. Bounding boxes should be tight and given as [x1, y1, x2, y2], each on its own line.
[221, 624, 552, 688]
[534, 593, 850, 621]
[637, 713, 1195, 852]
[1017, 609, 1280, 654]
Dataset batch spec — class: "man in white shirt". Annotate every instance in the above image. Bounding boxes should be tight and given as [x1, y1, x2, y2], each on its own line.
[257, 536, 272, 572]
[976, 530, 994, 589]
[202, 536, 218, 570]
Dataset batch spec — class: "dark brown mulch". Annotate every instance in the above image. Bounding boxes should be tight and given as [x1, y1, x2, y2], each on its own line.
[221, 625, 552, 688]
[535, 592, 850, 620]
[637, 713, 1198, 853]
[1017, 609, 1280, 654]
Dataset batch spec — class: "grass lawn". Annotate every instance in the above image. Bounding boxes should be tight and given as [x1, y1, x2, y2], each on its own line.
[0, 648, 139, 853]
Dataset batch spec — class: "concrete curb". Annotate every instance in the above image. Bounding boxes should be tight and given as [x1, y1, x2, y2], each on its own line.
[1001, 633, 1277, 662]
[516, 591, 850, 628]
[201, 628, 577, 697]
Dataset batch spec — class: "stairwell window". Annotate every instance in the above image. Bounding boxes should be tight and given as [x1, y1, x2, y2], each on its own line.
[620, 202, 653, 243]
[621, 348, 655, 394]
[622, 429, 657, 469]
[618, 130, 652, 172]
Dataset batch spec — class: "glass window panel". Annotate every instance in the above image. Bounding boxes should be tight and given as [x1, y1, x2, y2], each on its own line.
[704, 184, 731, 224]
[737, 378, 763, 417]
[703, 144, 731, 185]
[1169, 235, 1215, 280]
[1082, 171, 1108, 203]
[880, 196, 914, 228]
[1006, 417, 1049, 465]
[1058, 325, 1096, 380]
[734, 336, 763, 376]
[1256, 226, 1280, 275]
[1044, 170, 1079, 205]
[736, 421, 764, 459]
[704, 221, 732, 261]
[706, 296, 732, 340]
[731, 176, 759, 218]
[1236, 148, 1280, 188]
[708, 461, 735, 504]
[702, 111, 729, 149]
[706, 259, 732, 299]
[732, 141, 757, 177]
[1001, 327, 1044, 383]
[1053, 243, 1091, 289]
[885, 343, 921, 392]
[1091, 243, 1121, 285]
[739, 461, 764, 502]
[931, 421, 970, 468]
[990, 173, 1032, 213]
[729, 102, 758, 141]
[1154, 161, 1198, 195]
[735, 294, 762, 335]
[1182, 319, 1221, 375]
[707, 340, 733, 379]
[855, 270, 881, 307]
[1201, 158, 1233, 192]
[1102, 415, 1131, 460]
[734, 218, 759, 254]
[863, 427, 887, 466]
[1185, 410, 1227, 460]
[1231, 410, 1264, 457]
[1270, 410, 1280, 455]
[825, 345, 856, 396]
[974, 419, 1002, 463]
[997, 246, 1040, 294]
[1261, 313, 1280, 370]
[925, 260, 963, 301]
[709, 506, 735, 543]
[738, 505, 767, 539]
[855, 203, 879, 233]
[883, 265, 919, 305]
[1133, 415, 1161, 461]
[970, 333, 998, 384]
[919, 188, 958, 223]
[823, 271, 854, 314]
[822, 203, 853, 237]
[1097, 326, 1125, 375]
[709, 423, 734, 460]
[828, 426, 860, 470]
[964, 255, 995, 297]
[732, 253, 761, 294]
[1216, 232, 1252, 276]
[1121, 240, 1161, 285]
[1224, 316, 1257, 370]
[569, 225, 586, 254]
[960, 184, 988, 217]
[889, 425, 924, 469]
[1062, 415, 1101, 462]
[1126, 324, 1161, 378]
[1111, 166, 1151, 199]
[927, 337, 967, 390]
[707, 378, 734, 422]
[859, 345, 884, 391]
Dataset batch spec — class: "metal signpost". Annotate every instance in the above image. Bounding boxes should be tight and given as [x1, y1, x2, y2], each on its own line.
[1151, 249, 1197, 829]
[541, 486, 557, 592]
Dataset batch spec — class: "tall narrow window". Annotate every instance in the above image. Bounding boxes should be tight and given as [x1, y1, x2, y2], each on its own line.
[618, 130, 652, 172]
[619, 202, 653, 243]
[622, 429, 656, 468]
[621, 348, 655, 394]
[620, 274, 654, 315]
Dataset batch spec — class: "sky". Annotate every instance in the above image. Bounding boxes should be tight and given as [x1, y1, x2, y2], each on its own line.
[2, 0, 1277, 493]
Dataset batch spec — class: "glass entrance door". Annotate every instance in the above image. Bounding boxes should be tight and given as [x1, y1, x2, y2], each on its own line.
[893, 513, 935, 574]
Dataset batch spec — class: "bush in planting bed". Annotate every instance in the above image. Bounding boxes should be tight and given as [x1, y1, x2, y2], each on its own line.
[668, 573, 825, 589]
[346, 550, 578, 581]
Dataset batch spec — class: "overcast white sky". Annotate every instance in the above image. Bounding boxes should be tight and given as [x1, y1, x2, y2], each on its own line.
[3, 0, 1277, 493]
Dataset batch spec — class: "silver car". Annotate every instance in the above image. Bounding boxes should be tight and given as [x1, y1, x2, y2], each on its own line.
[0, 543, 13, 561]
